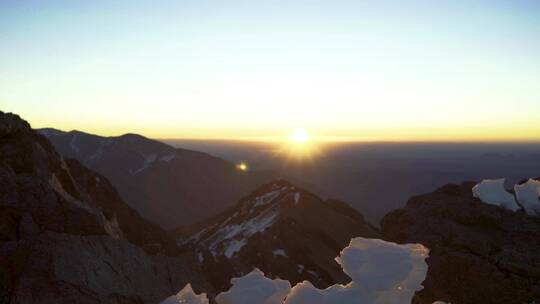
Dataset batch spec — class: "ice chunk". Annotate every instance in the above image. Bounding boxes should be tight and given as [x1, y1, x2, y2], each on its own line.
[272, 249, 287, 258]
[160, 284, 209, 304]
[215, 268, 291, 304]
[514, 179, 540, 216]
[284, 238, 429, 304]
[472, 179, 520, 211]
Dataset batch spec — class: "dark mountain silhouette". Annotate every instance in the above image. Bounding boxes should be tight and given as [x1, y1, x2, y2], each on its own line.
[178, 180, 381, 292]
[0, 112, 211, 303]
[381, 181, 540, 304]
[39, 128, 275, 228]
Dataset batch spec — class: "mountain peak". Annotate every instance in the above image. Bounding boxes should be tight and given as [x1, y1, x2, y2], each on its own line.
[0, 111, 31, 136]
[180, 179, 380, 291]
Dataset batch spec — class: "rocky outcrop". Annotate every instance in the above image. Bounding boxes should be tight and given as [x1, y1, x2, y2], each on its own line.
[179, 180, 381, 292]
[39, 128, 274, 228]
[0, 112, 210, 303]
[381, 182, 540, 304]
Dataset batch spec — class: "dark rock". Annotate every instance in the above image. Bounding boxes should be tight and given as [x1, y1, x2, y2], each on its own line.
[381, 181, 540, 304]
[0, 111, 212, 303]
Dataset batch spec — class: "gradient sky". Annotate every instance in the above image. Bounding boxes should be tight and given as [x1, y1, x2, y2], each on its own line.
[1, 0, 539, 141]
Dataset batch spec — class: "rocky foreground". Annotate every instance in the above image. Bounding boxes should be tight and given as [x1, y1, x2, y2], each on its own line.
[382, 181, 540, 304]
[0, 112, 211, 303]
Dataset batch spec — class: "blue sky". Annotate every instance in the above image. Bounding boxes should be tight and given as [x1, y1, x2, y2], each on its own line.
[1, 0, 539, 140]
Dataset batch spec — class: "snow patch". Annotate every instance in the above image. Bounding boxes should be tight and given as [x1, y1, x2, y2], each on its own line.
[272, 249, 288, 258]
[160, 284, 209, 304]
[514, 179, 540, 216]
[133, 153, 157, 174]
[70, 133, 80, 153]
[253, 187, 288, 208]
[204, 207, 279, 258]
[472, 178, 520, 211]
[224, 239, 247, 258]
[198, 252, 204, 263]
[215, 269, 291, 304]
[160, 153, 176, 162]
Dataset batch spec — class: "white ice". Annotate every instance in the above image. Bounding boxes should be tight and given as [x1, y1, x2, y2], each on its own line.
[160, 284, 209, 304]
[514, 179, 540, 216]
[472, 178, 520, 211]
[284, 238, 429, 304]
[215, 269, 291, 304]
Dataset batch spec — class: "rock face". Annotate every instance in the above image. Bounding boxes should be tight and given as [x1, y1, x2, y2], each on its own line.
[179, 180, 381, 292]
[39, 128, 274, 228]
[0, 112, 210, 303]
[381, 181, 540, 304]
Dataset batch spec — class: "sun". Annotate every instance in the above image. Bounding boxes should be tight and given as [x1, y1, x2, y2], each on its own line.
[290, 129, 310, 143]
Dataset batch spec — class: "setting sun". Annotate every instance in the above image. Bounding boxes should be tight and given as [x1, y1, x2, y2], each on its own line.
[290, 129, 310, 143]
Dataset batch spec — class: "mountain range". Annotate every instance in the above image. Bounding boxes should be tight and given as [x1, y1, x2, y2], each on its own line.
[2, 111, 539, 304]
[39, 128, 275, 228]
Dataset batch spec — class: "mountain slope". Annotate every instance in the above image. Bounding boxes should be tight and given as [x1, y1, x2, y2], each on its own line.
[179, 180, 381, 291]
[0, 112, 210, 303]
[381, 181, 540, 304]
[39, 128, 274, 228]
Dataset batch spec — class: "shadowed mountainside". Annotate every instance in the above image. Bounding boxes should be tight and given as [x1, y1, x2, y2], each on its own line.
[0, 112, 211, 303]
[39, 128, 275, 228]
[178, 180, 381, 292]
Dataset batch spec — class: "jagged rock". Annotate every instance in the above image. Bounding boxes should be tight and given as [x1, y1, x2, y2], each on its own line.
[381, 182, 540, 304]
[180, 180, 381, 292]
[2, 232, 207, 304]
[0, 111, 211, 303]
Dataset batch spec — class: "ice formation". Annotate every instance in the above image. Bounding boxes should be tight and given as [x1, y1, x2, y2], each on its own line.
[163, 237, 430, 304]
[215, 268, 291, 304]
[514, 179, 540, 216]
[160, 284, 209, 304]
[284, 238, 429, 304]
[472, 178, 520, 211]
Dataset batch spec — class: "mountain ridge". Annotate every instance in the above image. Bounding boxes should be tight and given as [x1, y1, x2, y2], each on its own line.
[179, 179, 381, 292]
[39, 128, 276, 228]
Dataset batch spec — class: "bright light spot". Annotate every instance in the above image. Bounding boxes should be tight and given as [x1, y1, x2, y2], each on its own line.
[290, 129, 310, 143]
[237, 162, 248, 171]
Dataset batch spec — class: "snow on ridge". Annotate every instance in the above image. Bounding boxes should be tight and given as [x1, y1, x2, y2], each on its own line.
[472, 178, 520, 211]
[252, 186, 289, 208]
[162, 237, 433, 304]
[89, 139, 109, 160]
[204, 207, 279, 258]
[133, 152, 157, 174]
[514, 179, 540, 216]
[70, 133, 80, 154]
[160, 153, 176, 162]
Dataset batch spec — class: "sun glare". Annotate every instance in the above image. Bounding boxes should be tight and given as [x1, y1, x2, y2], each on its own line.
[237, 162, 248, 171]
[290, 129, 310, 143]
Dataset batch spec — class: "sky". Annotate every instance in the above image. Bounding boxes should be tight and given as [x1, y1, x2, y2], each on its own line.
[1, 0, 539, 141]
